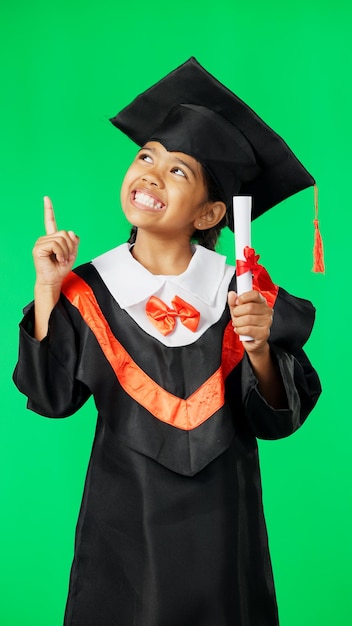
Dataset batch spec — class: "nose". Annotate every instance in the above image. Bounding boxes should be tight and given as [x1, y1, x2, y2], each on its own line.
[142, 167, 164, 188]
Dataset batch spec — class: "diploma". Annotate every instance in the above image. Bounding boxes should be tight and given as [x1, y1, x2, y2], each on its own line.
[233, 195, 253, 341]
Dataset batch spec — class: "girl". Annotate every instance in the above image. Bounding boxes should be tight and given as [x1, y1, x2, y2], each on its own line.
[14, 58, 321, 626]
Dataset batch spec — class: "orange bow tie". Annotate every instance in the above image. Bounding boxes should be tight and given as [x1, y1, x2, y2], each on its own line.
[145, 295, 200, 336]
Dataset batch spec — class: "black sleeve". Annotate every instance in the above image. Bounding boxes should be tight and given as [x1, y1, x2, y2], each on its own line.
[13, 299, 91, 418]
[240, 345, 321, 440]
[226, 283, 321, 440]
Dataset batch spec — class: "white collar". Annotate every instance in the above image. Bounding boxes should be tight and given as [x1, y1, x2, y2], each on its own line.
[92, 243, 231, 308]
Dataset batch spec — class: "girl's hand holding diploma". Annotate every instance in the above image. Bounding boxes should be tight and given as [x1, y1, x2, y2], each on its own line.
[228, 289, 286, 408]
[227, 290, 273, 354]
[32, 196, 79, 340]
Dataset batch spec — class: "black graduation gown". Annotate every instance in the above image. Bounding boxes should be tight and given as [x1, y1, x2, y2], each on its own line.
[13, 263, 321, 626]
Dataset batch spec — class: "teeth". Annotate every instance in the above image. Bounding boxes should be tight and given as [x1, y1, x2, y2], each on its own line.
[135, 191, 163, 209]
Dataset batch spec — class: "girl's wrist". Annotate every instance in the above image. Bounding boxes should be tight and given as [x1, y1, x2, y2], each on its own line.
[34, 281, 62, 300]
[245, 342, 270, 364]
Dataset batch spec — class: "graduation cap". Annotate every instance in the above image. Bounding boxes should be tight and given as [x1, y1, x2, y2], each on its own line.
[110, 57, 324, 271]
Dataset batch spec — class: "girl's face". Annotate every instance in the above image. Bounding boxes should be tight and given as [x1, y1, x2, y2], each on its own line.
[120, 142, 210, 241]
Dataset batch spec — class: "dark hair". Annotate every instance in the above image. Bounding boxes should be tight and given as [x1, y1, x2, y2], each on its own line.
[127, 166, 228, 251]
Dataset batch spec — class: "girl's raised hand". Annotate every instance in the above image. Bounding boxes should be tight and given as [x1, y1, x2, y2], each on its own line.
[227, 290, 273, 354]
[33, 196, 79, 288]
[228, 290, 286, 408]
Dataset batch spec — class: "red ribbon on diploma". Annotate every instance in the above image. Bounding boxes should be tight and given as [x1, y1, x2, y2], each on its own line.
[236, 246, 278, 307]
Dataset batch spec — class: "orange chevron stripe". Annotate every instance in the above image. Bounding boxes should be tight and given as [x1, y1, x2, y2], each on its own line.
[62, 272, 243, 431]
[221, 321, 244, 380]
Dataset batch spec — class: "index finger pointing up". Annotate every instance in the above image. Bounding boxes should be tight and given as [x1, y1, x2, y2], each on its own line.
[44, 195, 58, 235]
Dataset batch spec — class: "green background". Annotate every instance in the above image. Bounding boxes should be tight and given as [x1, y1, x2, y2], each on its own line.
[1, 0, 351, 624]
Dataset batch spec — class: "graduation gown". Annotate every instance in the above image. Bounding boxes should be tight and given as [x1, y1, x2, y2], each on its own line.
[13, 245, 321, 626]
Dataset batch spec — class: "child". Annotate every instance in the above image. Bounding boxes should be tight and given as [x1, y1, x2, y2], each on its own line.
[14, 58, 321, 626]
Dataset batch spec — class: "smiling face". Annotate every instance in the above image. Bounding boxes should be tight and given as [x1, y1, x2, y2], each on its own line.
[120, 142, 217, 242]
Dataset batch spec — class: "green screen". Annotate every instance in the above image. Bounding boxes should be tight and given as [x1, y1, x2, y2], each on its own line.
[1, 1, 351, 624]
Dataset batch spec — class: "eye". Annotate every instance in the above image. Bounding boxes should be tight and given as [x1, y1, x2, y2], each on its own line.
[139, 152, 153, 164]
[171, 166, 187, 178]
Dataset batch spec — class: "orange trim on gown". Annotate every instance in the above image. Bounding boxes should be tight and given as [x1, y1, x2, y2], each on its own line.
[62, 272, 245, 431]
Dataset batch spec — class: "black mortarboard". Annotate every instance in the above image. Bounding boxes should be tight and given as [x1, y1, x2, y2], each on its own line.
[110, 57, 315, 230]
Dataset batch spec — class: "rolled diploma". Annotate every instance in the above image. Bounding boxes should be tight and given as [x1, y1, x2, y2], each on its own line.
[233, 195, 253, 341]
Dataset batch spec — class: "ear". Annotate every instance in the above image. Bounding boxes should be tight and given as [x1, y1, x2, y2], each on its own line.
[194, 201, 227, 231]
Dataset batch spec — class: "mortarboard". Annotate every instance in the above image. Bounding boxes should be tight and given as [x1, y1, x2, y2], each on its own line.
[110, 57, 315, 230]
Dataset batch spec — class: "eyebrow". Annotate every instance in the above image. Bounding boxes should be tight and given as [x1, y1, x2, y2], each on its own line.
[138, 146, 198, 179]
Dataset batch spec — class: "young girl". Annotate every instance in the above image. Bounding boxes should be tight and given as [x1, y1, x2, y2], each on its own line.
[14, 58, 321, 626]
